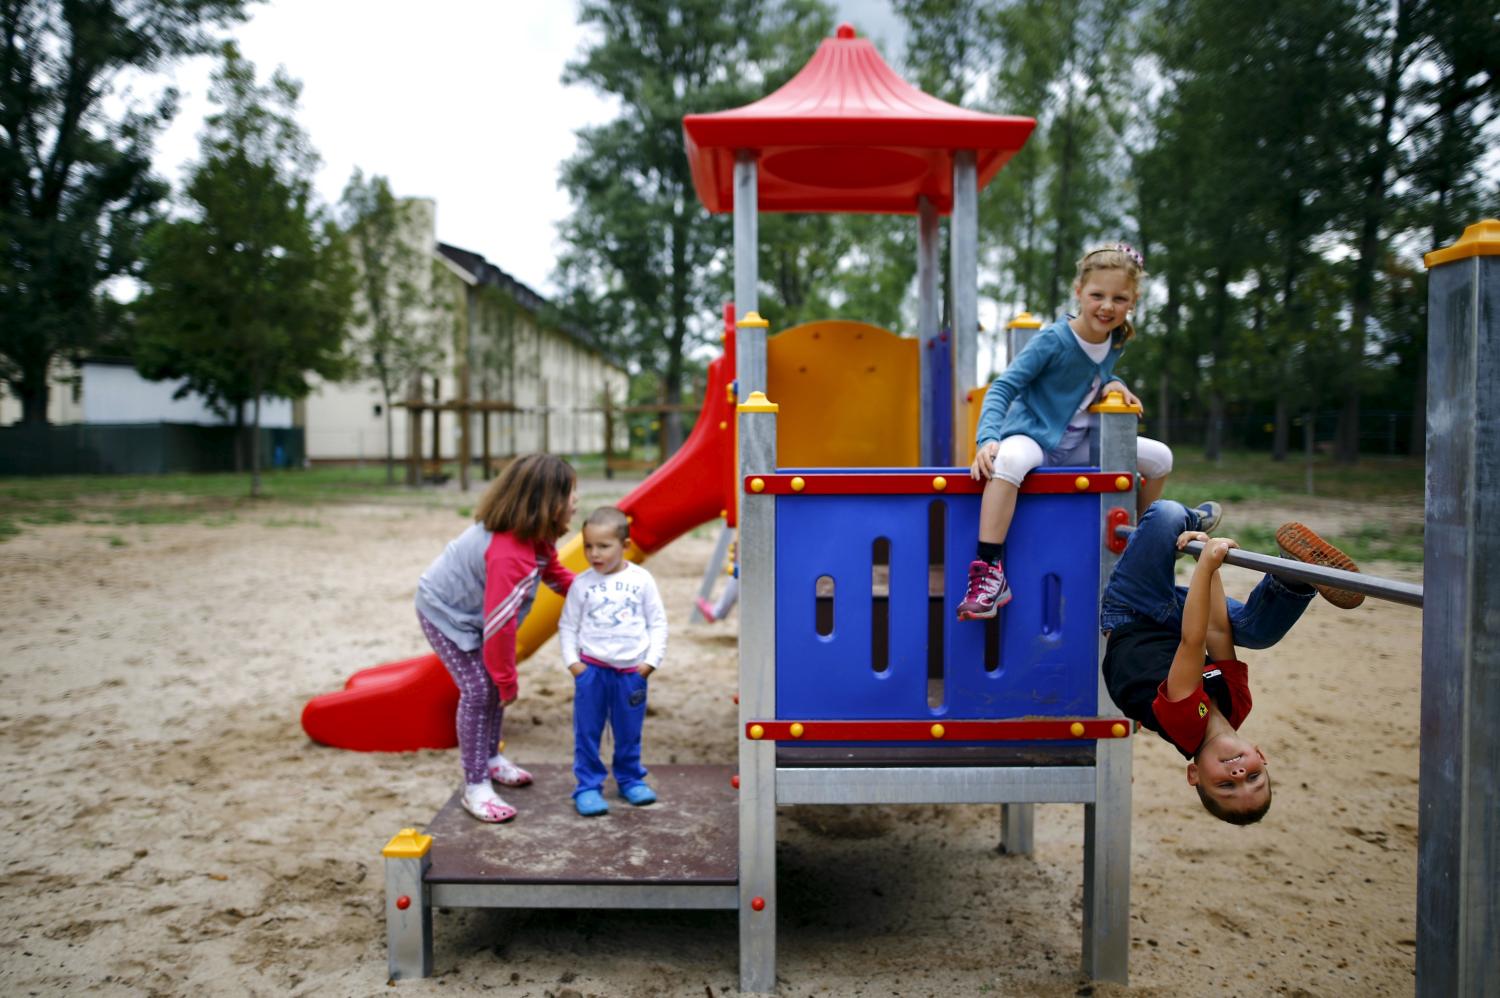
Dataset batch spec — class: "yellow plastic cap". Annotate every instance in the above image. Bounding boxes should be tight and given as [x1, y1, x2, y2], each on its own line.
[1006, 311, 1043, 330]
[738, 390, 779, 413]
[737, 311, 770, 329]
[1425, 219, 1500, 268]
[1069, 721, 1085, 737]
[749, 724, 764, 739]
[790, 476, 806, 492]
[382, 828, 433, 859]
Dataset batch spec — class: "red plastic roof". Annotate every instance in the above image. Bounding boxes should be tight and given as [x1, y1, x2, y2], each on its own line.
[682, 24, 1035, 215]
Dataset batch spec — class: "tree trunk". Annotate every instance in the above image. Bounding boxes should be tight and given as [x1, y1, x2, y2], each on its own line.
[382, 384, 396, 485]
[663, 206, 689, 458]
[1203, 269, 1230, 462]
[1341, 0, 1412, 464]
[17, 377, 50, 425]
[249, 390, 264, 495]
[1156, 370, 1171, 446]
[1273, 395, 1289, 461]
[233, 402, 247, 473]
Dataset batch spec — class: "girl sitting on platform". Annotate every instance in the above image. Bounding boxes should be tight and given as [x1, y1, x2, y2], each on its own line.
[415, 453, 577, 823]
[958, 243, 1191, 620]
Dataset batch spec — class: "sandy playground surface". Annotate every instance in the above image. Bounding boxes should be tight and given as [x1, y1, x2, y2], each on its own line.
[0, 481, 1424, 997]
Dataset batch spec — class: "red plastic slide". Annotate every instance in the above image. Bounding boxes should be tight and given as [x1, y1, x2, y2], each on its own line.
[300, 319, 739, 752]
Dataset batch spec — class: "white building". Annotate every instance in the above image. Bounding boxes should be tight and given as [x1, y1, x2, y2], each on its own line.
[301, 199, 627, 466]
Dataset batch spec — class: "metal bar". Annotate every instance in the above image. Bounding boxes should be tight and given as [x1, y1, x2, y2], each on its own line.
[917, 195, 940, 465]
[733, 152, 763, 400]
[1000, 803, 1035, 855]
[775, 765, 1098, 805]
[692, 521, 736, 623]
[1417, 242, 1498, 996]
[1085, 407, 1135, 984]
[746, 718, 1131, 741]
[949, 150, 979, 465]
[430, 883, 738, 910]
[1114, 524, 1424, 608]
[746, 470, 1136, 496]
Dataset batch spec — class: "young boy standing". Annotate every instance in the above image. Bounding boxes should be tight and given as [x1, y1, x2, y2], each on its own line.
[559, 506, 669, 817]
[1101, 500, 1363, 824]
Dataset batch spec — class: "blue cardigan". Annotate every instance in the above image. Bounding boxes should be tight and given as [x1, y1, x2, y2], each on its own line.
[974, 316, 1129, 452]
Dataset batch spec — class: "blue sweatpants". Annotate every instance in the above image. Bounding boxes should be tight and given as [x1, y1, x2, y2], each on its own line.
[572, 663, 650, 797]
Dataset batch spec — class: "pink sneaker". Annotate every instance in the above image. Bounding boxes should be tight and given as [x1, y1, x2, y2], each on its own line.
[956, 559, 1012, 620]
[487, 754, 533, 787]
[695, 596, 717, 622]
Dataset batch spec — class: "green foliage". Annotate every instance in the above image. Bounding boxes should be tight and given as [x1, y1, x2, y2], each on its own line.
[553, 0, 836, 452]
[132, 45, 354, 494]
[338, 171, 446, 482]
[0, 0, 253, 424]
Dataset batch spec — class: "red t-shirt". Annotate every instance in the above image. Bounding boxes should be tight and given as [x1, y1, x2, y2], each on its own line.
[1151, 660, 1251, 757]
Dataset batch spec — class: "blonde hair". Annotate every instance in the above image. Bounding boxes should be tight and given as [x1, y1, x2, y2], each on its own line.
[1075, 243, 1147, 344]
[584, 505, 629, 541]
[473, 453, 575, 541]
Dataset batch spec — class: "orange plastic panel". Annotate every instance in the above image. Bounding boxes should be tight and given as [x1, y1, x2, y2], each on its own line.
[767, 320, 920, 467]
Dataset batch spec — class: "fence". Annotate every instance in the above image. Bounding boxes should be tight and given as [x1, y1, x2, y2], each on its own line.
[0, 423, 305, 476]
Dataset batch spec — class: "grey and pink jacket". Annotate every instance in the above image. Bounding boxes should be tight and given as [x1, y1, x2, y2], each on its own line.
[415, 523, 573, 700]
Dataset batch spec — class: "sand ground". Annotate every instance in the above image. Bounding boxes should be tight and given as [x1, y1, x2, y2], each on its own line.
[0, 483, 1423, 997]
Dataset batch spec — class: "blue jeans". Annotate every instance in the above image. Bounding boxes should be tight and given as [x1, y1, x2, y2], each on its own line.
[572, 664, 650, 797]
[1101, 500, 1314, 649]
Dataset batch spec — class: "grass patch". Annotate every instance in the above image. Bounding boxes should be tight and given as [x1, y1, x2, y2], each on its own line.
[1162, 451, 1423, 502]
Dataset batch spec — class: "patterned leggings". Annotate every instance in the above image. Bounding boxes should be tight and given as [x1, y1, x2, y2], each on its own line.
[418, 612, 502, 785]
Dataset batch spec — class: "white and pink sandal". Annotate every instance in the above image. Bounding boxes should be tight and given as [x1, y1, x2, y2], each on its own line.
[462, 786, 516, 823]
[487, 754, 533, 787]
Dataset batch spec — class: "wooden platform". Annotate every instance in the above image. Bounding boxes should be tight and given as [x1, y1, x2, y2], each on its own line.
[421, 764, 738, 899]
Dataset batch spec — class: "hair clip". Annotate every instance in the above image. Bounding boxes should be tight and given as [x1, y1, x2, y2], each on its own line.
[1112, 242, 1145, 269]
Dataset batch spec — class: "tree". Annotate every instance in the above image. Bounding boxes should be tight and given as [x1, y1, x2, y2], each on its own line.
[0, 0, 252, 424]
[554, 0, 833, 456]
[133, 45, 352, 495]
[338, 172, 444, 483]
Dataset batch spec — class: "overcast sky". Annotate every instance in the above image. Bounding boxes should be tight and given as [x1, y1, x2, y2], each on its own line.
[151, 1, 909, 298]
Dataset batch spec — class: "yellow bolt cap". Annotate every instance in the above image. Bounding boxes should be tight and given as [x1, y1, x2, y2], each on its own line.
[932, 476, 947, 491]
[791, 476, 805, 492]
[1070, 722, 1085, 737]
[1115, 475, 1131, 491]
[790, 722, 804, 738]
[749, 724, 764, 740]
[750, 478, 765, 493]
[1112, 722, 1128, 738]
[719, 420, 727, 430]
[930, 724, 945, 739]
[1075, 476, 1090, 491]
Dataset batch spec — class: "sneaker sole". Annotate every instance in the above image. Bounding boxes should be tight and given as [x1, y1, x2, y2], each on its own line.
[1274, 522, 1365, 609]
[957, 592, 1013, 620]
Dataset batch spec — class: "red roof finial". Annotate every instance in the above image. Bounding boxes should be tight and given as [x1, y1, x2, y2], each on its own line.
[835, 23, 856, 39]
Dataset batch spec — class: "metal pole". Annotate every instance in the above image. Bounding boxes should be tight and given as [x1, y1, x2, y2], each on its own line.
[738, 391, 778, 995]
[733, 152, 763, 400]
[1112, 525, 1424, 608]
[1416, 220, 1499, 997]
[1083, 400, 1135, 983]
[950, 151, 978, 466]
[917, 196, 940, 465]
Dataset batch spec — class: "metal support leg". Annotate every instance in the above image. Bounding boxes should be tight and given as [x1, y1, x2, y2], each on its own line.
[738, 393, 778, 995]
[999, 803, 1034, 855]
[1416, 225, 1499, 996]
[1082, 404, 1137, 983]
[692, 523, 736, 623]
[383, 829, 433, 980]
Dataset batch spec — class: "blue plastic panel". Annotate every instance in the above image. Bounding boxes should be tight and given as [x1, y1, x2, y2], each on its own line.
[775, 476, 1100, 721]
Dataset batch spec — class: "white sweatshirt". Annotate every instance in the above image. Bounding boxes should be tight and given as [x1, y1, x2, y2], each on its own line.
[558, 562, 668, 670]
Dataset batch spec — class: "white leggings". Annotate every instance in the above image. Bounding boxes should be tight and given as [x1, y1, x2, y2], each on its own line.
[990, 432, 1173, 487]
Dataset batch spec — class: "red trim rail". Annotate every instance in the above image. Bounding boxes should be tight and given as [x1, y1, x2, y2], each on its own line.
[743, 470, 1139, 496]
[745, 718, 1136, 741]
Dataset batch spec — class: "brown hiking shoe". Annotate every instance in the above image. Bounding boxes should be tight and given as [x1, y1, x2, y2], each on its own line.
[1274, 522, 1365, 609]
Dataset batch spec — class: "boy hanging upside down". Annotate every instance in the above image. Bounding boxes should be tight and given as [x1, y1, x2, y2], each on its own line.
[1100, 500, 1364, 824]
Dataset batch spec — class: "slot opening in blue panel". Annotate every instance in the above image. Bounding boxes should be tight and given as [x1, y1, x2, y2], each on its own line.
[927, 500, 945, 709]
[871, 537, 890, 673]
[815, 574, 834, 638]
[1042, 572, 1062, 636]
[984, 614, 1001, 672]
